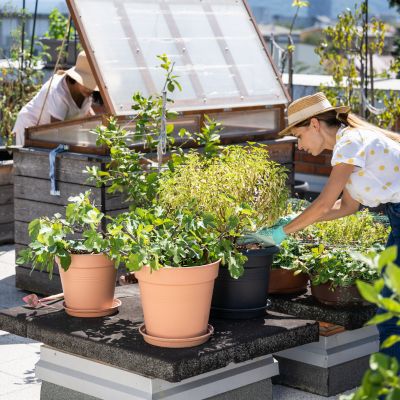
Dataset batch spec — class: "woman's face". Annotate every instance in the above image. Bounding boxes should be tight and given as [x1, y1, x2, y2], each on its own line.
[291, 118, 326, 156]
[76, 81, 94, 98]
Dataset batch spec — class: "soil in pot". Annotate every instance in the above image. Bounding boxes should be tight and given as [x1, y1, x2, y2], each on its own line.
[135, 260, 219, 348]
[311, 282, 366, 307]
[268, 269, 309, 294]
[58, 253, 117, 316]
[211, 246, 279, 319]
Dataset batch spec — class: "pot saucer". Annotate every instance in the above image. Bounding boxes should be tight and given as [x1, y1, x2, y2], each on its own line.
[139, 324, 214, 348]
[63, 298, 121, 318]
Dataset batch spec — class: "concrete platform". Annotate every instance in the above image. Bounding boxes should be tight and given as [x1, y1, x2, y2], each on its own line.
[273, 325, 379, 396]
[0, 244, 358, 399]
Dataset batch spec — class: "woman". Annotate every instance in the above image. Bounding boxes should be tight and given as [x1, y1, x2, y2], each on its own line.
[13, 51, 98, 146]
[259, 92, 400, 360]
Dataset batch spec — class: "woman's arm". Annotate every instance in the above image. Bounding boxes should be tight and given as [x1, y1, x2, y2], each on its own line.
[315, 188, 360, 221]
[284, 163, 355, 234]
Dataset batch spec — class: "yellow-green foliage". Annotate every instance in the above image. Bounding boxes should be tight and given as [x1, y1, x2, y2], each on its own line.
[158, 145, 289, 233]
[296, 209, 389, 250]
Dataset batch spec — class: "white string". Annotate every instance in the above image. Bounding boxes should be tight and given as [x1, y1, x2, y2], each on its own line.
[361, 90, 386, 116]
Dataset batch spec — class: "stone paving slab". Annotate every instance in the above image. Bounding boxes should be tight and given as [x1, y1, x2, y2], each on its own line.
[0, 285, 319, 383]
[269, 290, 376, 330]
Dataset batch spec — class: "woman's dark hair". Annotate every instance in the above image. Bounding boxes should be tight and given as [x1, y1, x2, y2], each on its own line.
[92, 90, 104, 105]
[295, 109, 400, 144]
[66, 75, 77, 85]
[295, 109, 346, 129]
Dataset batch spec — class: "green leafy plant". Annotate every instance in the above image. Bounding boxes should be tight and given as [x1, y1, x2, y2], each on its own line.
[44, 8, 75, 40]
[0, 9, 45, 146]
[276, 207, 388, 287]
[300, 209, 390, 250]
[315, 2, 400, 128]
[340, 246, 400, 400]
[272, 236, 309, 274]
[86, 54, 253, 278]
[106, 206, 245, 274]
[16, 192, 117, 277]
[158, 144, 289, 235]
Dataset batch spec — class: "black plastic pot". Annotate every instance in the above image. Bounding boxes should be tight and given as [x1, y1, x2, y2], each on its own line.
[211, 247, 279, 319]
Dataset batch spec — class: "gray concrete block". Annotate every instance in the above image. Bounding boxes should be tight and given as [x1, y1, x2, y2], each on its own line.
[40, 379, 273, 400]
[41, 381, 98, 400]
[208, 379, 272, 399]
[273, 355, 370, 397]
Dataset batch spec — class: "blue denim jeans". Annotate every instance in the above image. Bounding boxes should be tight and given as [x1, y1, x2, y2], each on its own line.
[377, 202, 400, 360]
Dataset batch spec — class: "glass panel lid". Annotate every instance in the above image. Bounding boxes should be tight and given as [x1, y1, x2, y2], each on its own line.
[68, 0, 289, 115]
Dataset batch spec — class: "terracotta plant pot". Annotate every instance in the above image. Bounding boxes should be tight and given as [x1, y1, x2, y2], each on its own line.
[135, 260, 219, 347]
[57, 253, 116, 312]
[311, 282, 364, 307]
[268, 269, 309, 294]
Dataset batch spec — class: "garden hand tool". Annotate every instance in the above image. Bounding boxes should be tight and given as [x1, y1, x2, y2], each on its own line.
[22, 292, 64, 308]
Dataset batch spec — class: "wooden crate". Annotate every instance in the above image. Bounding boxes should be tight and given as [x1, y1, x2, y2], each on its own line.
[0, 159, 14, 245]
[14, 138, 295, 295]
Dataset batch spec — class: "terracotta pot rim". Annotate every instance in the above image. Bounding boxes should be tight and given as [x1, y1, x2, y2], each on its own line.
[142, 259, 221, 270]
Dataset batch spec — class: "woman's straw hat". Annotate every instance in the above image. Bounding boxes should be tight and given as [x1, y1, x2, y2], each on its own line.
[278, 92, 350, 136]
[65, 51, 98, 91]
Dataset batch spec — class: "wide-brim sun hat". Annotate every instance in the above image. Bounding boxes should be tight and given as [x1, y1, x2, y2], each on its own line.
[65, 51, 98, 91]
[278, 92, 350, 137]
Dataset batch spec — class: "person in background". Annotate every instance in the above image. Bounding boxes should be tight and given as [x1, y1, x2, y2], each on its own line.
[247, 92, 400, 362]
[13, 51, 98, 146]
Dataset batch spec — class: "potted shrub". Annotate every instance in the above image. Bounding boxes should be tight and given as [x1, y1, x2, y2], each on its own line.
[106, 207, 225, 347]
[157, 144, 289, 318]
[87, 55, 288, 320]
[295, 210, 389, 306]
[269, 237, 309, 294]
[16, 192, 120, 317]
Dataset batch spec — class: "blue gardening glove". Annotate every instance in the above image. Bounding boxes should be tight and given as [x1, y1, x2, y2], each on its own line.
[237, 225, 287, 247]
[273, 213, 298, 227]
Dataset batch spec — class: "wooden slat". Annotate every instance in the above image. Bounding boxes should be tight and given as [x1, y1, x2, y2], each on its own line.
[15, 200, 66, 223]
[0, 185, 13, 205]
[15, 265, 62, 296]
[14, 221, 29, 245]
[0, 204, 13, 224]
[262, 142, 294, 164]
[14, 151, 102, 186]
[0, 162, 13, 185]
[14, 176, 125, 211]
[0, 222, 14, 244]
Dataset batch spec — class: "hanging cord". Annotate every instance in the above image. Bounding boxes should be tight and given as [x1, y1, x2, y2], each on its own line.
[157, 89, 168, 172]
[36, 16, 72, 126]
[360, 90, 386, 116]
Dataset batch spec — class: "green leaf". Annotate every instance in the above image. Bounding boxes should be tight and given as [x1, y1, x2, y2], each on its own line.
[381, 335, 400, 350]
[385, 262, 400, 295]
[378, 246, 397, 270]
[370, 352, 391, 371]
[366, 312, 394, 326]
[356, 280, 379, 304]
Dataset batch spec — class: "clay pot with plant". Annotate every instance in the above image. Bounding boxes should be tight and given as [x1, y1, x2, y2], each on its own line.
[106, 207, 226, 348]
[269, 237, 309, 294]
[294, 210, 389, 307]
[157, 144, 289, 319]
[17, 191, 121, 317]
